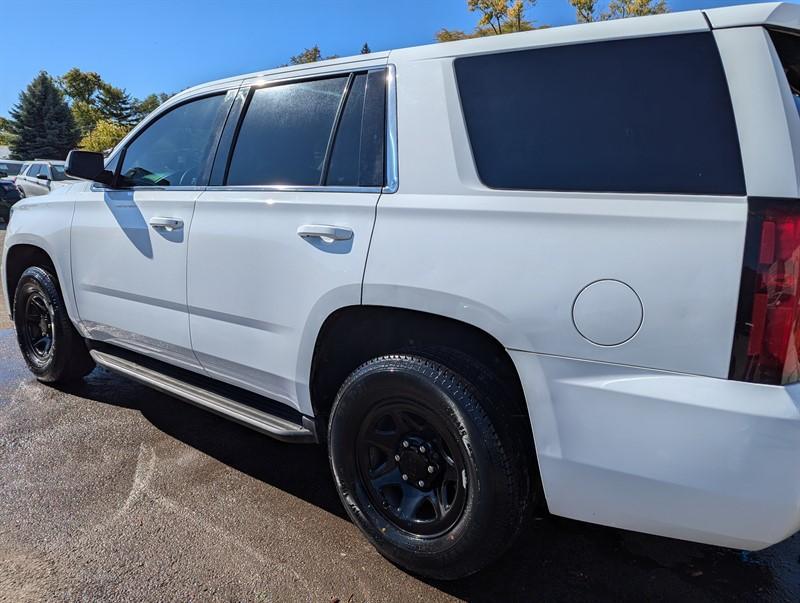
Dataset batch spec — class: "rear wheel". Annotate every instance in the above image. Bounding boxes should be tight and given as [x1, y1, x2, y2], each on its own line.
[328, 354, 531, 580]
[13, 266, 95, 383]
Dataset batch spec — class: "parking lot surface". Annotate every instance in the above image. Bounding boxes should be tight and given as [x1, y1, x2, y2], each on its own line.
[0, 228, 799, 602]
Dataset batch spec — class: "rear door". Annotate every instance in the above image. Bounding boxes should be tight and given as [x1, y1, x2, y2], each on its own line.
[187, 68, 386, 411]
[71, 91, 234, 369]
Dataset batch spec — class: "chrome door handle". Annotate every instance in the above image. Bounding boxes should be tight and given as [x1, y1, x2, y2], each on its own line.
[297, 224, 353, 241]
[149, 217, 183, 231]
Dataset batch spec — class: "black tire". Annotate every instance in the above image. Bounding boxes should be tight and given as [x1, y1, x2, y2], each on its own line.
[328, 354, 530, 580]
[13, 266, 95, 383]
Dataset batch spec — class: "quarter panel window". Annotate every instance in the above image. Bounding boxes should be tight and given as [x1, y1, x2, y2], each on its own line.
[454, 33, 745, 195]
[119, 94, 227, 188]
[226, 77, 348, 186]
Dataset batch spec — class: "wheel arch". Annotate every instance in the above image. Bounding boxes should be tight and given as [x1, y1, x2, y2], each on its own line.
[308, 304, 535, 452]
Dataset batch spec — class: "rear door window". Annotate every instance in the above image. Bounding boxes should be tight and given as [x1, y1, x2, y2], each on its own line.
[455, 33, 745, 196]
[225, 70, 386, 188]
[227, 77, 348, 186]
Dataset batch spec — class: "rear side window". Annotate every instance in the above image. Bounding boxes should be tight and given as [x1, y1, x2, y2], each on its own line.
[770, 30, 800, 115]
[455, 33, 745, 195]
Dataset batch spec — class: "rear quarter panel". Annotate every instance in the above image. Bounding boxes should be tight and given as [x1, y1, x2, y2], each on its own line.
[364, 52, 747, 379]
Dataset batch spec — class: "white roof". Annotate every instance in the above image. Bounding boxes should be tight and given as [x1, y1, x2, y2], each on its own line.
[174, 3, 799, 100]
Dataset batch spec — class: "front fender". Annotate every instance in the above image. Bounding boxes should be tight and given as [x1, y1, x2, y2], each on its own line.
[2, 190, 82, 330]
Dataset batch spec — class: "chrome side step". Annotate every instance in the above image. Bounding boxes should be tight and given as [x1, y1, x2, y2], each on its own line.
[89, 348, 317, 443]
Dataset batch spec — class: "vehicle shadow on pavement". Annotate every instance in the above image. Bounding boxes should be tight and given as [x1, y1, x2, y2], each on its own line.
[55, 367, 348, 521]
[54, 366, 798, 602]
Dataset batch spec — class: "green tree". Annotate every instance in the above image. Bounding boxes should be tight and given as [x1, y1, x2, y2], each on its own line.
[569, 0, 667, 22]
[8, 72, 80, 160]
[133, 93, 171, 122]
[97, 84, 136, 126]
[59, 68, 104, 135]
[437, 0, 543, 42]
[59, 68, 102, 104]
[0, 117, 14, 146]
[79, 119, 131, 152]
[287, 45, 340, 65]
[361, 42, 371, 54]
[290, 45, 323, 64]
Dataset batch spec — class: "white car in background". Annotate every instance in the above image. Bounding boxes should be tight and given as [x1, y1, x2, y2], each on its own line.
[15, 160, 77, 198]
[3, 2, 800, 580]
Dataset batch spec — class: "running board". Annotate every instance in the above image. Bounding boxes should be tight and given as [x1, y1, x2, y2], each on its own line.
[89, 347, 317, 444]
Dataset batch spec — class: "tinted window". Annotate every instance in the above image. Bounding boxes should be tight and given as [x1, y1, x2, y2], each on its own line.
[770, 30, 800, 116]
[0, 163, 23, 176]
[27, 164, 41, 177]
[120, 94, 227, 187]
[324, 71, 386, 187]
[455, 33, 745, 195]
[51, 165, 73, 181]
[227, 77, 347, 186]
[326, 74, 367, 186]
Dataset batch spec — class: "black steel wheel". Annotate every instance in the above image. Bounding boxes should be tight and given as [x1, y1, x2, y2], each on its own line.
[328, 354, 531, 580]
[13, 266, 95, 383]
[356, 400, 467, 537]
[21, 290, 55, 362]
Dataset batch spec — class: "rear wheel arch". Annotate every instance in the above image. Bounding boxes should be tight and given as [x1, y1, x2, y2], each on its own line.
[309, 305, 535, 450]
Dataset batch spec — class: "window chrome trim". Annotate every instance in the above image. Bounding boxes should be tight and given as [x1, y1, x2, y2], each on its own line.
[210, 185, 382, 194]
[383, 64, 399, 194]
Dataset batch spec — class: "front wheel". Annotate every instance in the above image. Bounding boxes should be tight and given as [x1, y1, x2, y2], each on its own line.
[13, 266, 95, 383]
[328, 354, 531, 580]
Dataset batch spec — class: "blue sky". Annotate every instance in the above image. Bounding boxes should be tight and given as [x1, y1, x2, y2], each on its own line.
[0, 0, 785, 118]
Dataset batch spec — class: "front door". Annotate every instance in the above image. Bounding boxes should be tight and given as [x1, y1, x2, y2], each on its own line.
[71, 91, 234, 370]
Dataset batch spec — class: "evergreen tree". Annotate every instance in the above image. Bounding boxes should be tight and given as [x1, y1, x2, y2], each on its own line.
[8, 72, 79, 160]
[361, 43, 371, 54]
[97, 84, 136, 126]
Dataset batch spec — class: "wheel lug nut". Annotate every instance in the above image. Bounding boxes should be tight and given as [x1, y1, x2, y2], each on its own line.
[402, 441, 409, 448]
[427, 465, 435, 474]
[402, 474, 408, 481]
[419, 446, 426, 453]
[394, 454, 400, 461]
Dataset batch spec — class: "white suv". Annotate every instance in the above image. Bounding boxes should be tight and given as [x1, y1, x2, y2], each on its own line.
[3, 3, 800, 579]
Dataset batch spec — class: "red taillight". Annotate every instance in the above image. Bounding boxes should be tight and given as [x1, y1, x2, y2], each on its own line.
[731, 200, 800, 384]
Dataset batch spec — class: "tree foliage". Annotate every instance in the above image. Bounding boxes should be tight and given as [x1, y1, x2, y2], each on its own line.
[8, 72, 79, 160]
[97, 84, 136, 126]
[134, 93, 171, 121]
[569, 0, 668, 22]
[437, 0, 543, 42]
[0, 117, 14, 146]
[58, 68, 168, 138]
[361, 43, 371, 54]
[78, 118, 131, 152]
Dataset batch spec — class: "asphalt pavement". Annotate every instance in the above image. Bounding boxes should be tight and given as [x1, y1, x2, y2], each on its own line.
[0, 226, 798, 602]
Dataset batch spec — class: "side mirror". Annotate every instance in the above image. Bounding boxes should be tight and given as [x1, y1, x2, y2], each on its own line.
[36, 173, 49, 181]
[65, 150, 115, 186]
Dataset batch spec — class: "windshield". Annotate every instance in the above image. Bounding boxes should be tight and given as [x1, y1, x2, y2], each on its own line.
[50, 165, 74, 181]
[0, 163, 23, 177]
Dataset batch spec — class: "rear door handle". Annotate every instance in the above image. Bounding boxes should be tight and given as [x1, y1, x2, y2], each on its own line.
[149, 217, 183, 231]
[297, 224, 353, 241]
